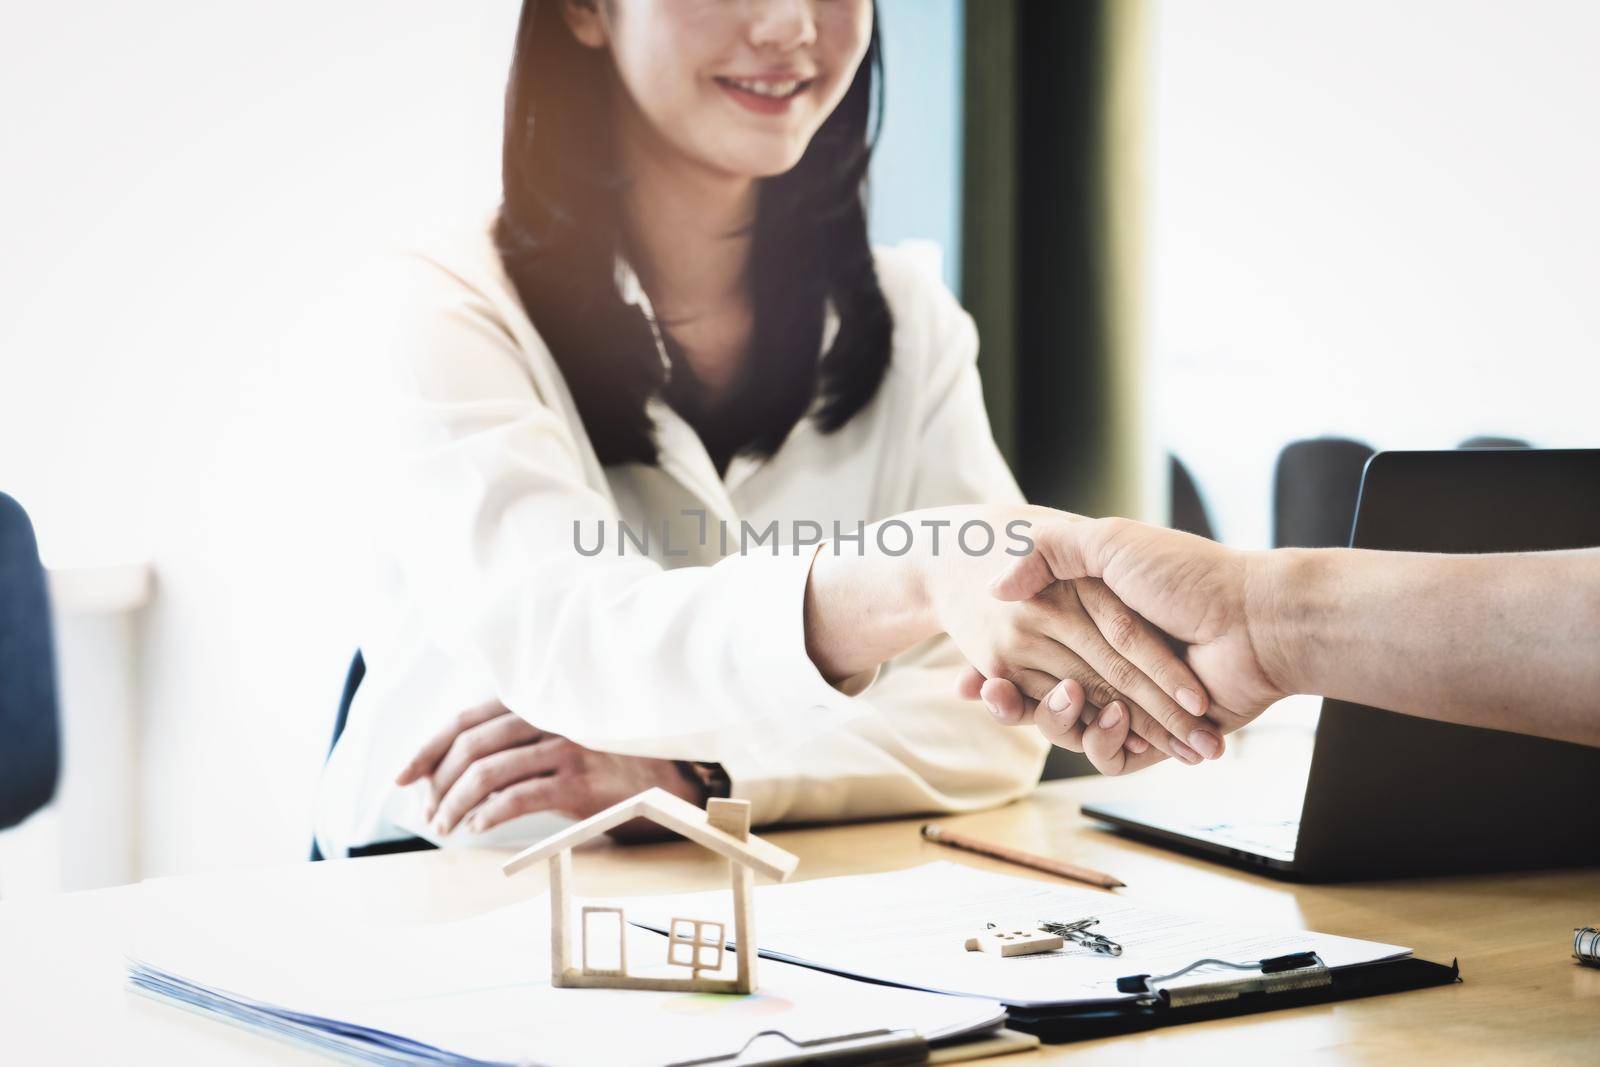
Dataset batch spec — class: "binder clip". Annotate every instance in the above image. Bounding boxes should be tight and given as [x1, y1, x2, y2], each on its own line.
[1116, 951, 1332, 1009]
[1574, 926, 1600, 967]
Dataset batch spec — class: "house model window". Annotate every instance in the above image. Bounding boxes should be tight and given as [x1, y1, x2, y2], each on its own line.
[501, 787, 799, 994]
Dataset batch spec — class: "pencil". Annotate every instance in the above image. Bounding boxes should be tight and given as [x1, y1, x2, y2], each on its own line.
[920, 824, 1126, 890]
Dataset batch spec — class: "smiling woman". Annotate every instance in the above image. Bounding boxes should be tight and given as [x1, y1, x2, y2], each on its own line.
[312, 0, 1231, 860]
[493, 0, 888, 469]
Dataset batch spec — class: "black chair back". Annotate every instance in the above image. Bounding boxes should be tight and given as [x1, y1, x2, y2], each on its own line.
[0, 493, 61, 829]
[1458, 435, 1532, 450]
[1272, 437, 1376, 549]
[1168, 454, 1216, 541]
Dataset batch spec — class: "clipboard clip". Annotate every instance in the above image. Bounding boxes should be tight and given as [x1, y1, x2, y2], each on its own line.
[1115, 951, 1332, 1009]
[668, 1027, 929, 1066]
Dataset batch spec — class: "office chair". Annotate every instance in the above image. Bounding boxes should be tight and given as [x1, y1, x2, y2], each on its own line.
[1458, 435, 1532, 450]
[1272, 435, 1527, 552]
[310, 650, 436, 861]
[1168, 454, 1218, 541]
[1272, 437, 1377, 549]
[308, 650, 365, 861]
[0, 493, 61, 831]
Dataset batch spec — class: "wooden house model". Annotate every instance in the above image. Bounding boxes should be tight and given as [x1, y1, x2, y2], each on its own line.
[501, 787, 798, 994]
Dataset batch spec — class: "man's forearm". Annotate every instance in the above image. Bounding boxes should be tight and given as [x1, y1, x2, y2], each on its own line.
[1262, 547, 1600, 747]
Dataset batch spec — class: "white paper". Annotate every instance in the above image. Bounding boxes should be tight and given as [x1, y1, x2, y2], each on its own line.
[128, 889, 1004, 1066]
[615, 862, 1411, 1009]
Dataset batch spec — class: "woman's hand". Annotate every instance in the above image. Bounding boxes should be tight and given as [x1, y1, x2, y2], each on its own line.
[956, 666, 1168, 775]
[994, 517, 1285, 719]
[968, 515, 1286, 774]
[921, 523, 1223, 767]
[394, 701, 705, 839]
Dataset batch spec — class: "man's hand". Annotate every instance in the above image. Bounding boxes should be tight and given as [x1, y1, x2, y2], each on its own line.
[918, 513, 1221, 766]
[976, 517, 1290, 771]
[394, 701, 705, 839]
[939, 573, 1217, 764]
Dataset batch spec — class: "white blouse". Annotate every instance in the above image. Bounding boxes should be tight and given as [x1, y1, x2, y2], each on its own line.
[314, 222, 1048, 857]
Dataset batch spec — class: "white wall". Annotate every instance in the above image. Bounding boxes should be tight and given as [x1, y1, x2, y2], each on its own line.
[1146, 0, 1600, 547]
[0, 1, 967, 883]
[0, 1, 522, 878]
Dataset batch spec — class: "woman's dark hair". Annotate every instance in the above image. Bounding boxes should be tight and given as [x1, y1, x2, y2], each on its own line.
[493, 0, 892, 467]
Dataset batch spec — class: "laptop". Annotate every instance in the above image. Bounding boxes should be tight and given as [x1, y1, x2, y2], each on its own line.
[1082, 448, 1600, 881]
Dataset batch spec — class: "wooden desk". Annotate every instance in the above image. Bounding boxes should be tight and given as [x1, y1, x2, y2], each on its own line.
[5, 767, 1598, 1064]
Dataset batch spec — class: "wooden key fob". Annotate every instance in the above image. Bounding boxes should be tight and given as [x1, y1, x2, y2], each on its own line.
[964, 926, 1066, 957]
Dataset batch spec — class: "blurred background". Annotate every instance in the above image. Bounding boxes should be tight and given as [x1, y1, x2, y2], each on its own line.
[2, 0, 1596, 895]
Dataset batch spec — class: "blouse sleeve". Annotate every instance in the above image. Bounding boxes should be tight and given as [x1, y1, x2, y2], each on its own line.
[368, 253, 867, 754]
[712, 250, 1049, 824]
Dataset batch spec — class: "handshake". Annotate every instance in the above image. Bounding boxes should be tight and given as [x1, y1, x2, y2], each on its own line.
[941, 513, 1297, 777]
[399, 504, 1594, 840]
[941, 509, 1600, 768]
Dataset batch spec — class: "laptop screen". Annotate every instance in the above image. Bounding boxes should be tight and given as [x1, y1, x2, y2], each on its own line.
[1350, 449, 1600, 554]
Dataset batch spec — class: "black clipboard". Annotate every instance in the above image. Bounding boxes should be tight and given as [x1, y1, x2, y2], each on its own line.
[1004, 953, 1461, 1044]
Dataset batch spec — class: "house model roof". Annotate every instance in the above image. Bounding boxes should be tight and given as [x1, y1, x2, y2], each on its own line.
[501, 787, 799, 882]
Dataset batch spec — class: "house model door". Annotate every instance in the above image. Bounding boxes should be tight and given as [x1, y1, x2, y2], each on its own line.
[580, 906, 627, 977]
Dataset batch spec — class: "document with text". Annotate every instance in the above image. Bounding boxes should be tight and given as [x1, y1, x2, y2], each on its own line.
[127, 889, 1006, 1066]
[617, 861, 1411, 1009]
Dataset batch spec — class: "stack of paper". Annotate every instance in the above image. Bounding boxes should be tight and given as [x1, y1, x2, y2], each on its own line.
[617, 862, 1412, 1009]
[127, 892, 1007, 1066]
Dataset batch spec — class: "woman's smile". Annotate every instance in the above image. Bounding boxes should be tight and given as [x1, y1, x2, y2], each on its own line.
[713, 73, 817, 116]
